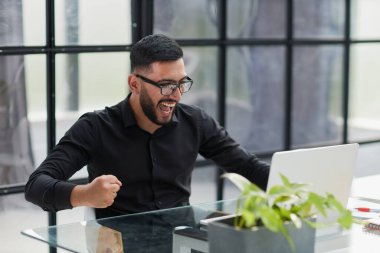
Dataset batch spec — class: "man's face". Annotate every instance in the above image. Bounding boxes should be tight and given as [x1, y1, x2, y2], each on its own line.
[137, 59, 187, 126]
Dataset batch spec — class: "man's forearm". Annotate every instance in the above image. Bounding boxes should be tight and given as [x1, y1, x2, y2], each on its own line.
[25, 173, 76, 212]
[70, 184, 90, 207]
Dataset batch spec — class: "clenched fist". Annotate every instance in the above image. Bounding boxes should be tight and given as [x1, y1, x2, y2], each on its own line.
[70, 175, 122, 208]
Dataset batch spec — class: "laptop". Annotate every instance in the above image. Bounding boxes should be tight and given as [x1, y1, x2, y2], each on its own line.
[267, 143, 359, 227]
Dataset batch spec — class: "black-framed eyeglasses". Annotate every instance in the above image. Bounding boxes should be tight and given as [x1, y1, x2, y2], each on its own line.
[135, 74, 193, 96]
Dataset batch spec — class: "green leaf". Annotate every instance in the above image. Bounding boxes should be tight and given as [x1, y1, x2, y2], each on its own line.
[278, 207, 291, 220]
[279, 173, 291, 187]
[337, 209, 353, 229]
[241, 210, 256, 228]
[289, 182, 310, 193]
[244, 186, 266, 198]
[273, 195, 292, 205]
[326, 193, 345, 212]
[308, 192, 328, 217]
[257, 206, 282, 233]
[296, 201, 313, 218]
[222, 173, 251, 192]
[268, 185, 292, 195]
[273, 194, 301, 207]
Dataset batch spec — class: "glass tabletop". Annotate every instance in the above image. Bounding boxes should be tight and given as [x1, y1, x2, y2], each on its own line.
[21, 198, 380, 253]
[22, 199, 237, 253]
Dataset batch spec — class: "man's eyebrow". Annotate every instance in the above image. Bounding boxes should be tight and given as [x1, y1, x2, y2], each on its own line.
[157, 76, 187, 83]
[158, 78, 177, 82]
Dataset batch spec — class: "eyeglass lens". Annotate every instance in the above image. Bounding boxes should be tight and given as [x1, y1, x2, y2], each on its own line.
[161, 81, 192, 95]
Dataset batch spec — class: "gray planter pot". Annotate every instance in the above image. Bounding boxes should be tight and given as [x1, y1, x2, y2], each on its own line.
[208, 217, 316, 253]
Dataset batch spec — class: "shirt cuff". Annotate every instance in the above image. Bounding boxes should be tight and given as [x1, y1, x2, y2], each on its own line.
[54, 181, 77, 210]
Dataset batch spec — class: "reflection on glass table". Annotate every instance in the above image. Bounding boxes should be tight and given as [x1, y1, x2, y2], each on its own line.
[22, 199, 236, 253]
[22, 198, 380, 253]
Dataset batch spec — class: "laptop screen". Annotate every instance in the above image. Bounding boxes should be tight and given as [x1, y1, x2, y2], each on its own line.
[267, 143, 359, 210]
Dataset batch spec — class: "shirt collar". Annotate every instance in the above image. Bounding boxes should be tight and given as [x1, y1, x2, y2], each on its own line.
[121, 94, 138, 128]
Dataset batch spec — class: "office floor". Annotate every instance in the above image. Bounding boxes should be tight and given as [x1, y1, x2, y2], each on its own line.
[1, 142, 379, 253]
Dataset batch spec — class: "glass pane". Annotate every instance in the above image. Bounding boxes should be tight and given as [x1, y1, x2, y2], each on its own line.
[0, 54, 46, 186]
[226, 46, 286, 153]
[0, 194, 48, 253]
[56, 52, 129, 115]
[292, 45, 344, 147]
[190, 165, 217, 204]
[181, 47, 218, 119]
[153, 0, 218, 39]
[25, 55, 48, 174]
[0, 0, 45, 46]
[227, 0, 286, 39]
[58, 206, 87, 225]
[294, 0, 345, 39]
[351, 0, 380, 39]
[55, 52, 129, 179]
[349, 44, 380, 142]
[55, 0, 131, 45]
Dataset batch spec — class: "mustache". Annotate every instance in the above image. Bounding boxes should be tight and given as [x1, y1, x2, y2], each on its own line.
[158, 99, 178, 104]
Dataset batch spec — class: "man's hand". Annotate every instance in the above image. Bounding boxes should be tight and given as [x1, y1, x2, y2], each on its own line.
[71, 175, 122, 208]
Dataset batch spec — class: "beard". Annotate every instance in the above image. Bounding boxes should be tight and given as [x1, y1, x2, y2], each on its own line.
[139, 86, 174, 126]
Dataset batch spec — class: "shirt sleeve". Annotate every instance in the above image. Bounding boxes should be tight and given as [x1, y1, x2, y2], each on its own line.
[24, 113, 97, 212]
[198, 109, 269, 190]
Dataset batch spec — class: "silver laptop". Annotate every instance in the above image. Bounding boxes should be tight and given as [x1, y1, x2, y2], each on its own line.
[267, 143, 359, 226]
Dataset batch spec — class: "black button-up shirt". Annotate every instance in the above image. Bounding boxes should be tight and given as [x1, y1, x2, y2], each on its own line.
[25, 97, 269, 218]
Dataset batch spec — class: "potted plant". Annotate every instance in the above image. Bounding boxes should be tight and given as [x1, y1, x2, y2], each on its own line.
[208, 173, 353, 253]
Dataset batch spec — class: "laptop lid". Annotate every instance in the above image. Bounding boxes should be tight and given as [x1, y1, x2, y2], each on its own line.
[267, 143, 359, 209]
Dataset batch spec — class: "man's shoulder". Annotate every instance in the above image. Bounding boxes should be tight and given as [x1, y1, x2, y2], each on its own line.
[76, 101, 123, 126]
[78, 108, 111, 122]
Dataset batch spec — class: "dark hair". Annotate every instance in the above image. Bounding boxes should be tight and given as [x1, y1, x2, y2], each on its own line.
[130, 34, 183, 71]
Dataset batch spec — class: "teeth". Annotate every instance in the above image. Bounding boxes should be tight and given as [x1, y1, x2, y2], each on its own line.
[162, 102, 175, 107]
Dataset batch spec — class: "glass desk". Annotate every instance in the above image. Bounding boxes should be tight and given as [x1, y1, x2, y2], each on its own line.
[21, 198, 380, 253]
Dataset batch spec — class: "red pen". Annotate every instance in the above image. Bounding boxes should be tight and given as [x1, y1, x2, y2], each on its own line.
[354, 207, 380, 213]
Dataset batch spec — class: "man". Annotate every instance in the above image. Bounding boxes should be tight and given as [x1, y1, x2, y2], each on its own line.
[25, 34, 269, 218]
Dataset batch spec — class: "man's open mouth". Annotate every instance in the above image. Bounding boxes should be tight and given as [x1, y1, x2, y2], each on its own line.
[158, 101, 176, 115]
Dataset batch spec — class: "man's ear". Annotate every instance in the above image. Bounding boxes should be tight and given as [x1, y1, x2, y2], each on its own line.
[128, 74, 140, 94]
